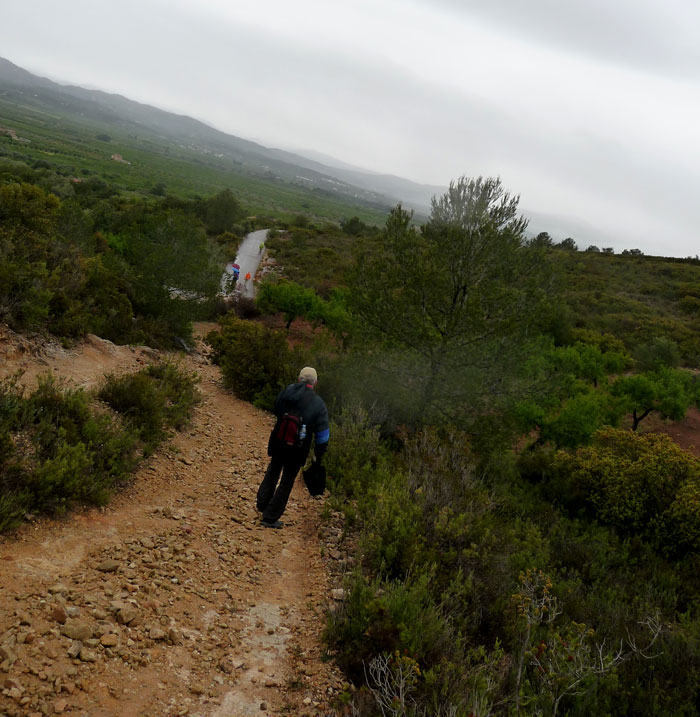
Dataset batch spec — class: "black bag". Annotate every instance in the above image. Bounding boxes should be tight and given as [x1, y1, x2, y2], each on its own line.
[302, 461, 326, 497]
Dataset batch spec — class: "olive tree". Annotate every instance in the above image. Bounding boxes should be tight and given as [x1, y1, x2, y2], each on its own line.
[612, 367, 700, 430]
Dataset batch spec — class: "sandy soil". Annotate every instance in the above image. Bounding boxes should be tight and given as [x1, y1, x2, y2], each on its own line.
[0, 324, 347, 716]
[642, 406, 700, 457]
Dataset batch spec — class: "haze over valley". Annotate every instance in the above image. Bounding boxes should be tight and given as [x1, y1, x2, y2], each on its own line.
[1, 0, 698, 256]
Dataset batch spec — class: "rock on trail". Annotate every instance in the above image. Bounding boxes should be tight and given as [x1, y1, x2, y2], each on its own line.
[0, 323, 348, 716]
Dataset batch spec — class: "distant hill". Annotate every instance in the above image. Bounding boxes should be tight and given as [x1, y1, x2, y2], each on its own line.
[0, 56, 598, 239]
[0, 56, 444, 216]
[270, 147, 445, 214]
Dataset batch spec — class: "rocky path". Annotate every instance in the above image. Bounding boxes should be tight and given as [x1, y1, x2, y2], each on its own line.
[0, 326, 348, 716]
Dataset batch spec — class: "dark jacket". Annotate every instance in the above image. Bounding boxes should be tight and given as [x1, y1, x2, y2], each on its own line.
[269, 382, 330, 462]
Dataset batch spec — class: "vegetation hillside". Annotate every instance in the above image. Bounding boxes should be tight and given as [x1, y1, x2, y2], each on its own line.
[210, 179, 700, 715]
[0, 56, 392, 224]
[3, 67, 700, 712]
[556, 249, 700, 366]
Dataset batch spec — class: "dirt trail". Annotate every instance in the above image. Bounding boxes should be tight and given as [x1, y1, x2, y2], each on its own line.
[0, 325, 347, 716]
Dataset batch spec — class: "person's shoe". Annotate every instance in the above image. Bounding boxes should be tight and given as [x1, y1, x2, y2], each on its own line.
[261, 519, 284, 529]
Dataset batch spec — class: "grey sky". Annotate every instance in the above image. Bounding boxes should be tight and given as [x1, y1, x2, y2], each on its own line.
[1, 0, 698, 256]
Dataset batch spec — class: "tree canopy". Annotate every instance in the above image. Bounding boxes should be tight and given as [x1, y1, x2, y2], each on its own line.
[348, 176, 553, 429]
[612, 367, 700, 430]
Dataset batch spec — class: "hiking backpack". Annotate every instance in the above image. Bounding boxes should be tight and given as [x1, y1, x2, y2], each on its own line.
[274, 390, 313, 448]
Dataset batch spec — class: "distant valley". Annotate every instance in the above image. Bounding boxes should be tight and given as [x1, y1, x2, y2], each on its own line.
[0, 56, 443, 220]
[0, 55, 593, 241]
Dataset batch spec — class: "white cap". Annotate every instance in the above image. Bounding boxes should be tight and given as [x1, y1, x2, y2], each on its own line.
[298, 367, 317, 384]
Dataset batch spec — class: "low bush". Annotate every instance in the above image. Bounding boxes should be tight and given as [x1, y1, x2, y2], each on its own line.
[0, 420, 30, 532]
[144, 362, 200, 430]
[0, 364, 198, 531]
[324, 404, 387, 498]
[98, 362, 200, 450]
[564, 428, 700, 556]
[323, 414, 700, 714]
[0, 374, 140, 522]
[206, 314, 302, 409]
[99, 372, 166, 449]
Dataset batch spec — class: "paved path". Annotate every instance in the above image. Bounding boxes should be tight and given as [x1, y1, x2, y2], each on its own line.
[232, 229, 268, 298]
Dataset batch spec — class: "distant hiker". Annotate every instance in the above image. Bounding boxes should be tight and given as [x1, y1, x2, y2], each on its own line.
[244, 271, 251, 284]
[256, 367, 330, 528]
[259, 242, 264, 254]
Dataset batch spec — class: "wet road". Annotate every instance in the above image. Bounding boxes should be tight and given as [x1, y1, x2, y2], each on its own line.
[223, 228, 267, 298]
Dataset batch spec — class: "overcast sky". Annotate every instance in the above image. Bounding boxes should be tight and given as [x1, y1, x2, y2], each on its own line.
[1, 0, 699, 256]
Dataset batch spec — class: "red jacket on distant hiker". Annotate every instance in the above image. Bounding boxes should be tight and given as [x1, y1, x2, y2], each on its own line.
[256, 367, 330, 528]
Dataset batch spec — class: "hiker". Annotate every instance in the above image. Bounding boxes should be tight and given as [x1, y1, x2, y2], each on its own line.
[256, 367, 329, 528]
[259, 242, 264, 254]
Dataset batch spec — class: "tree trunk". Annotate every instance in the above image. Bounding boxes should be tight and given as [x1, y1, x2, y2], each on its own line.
[632, 407, 652, 431]
[419, 354, 442, 420]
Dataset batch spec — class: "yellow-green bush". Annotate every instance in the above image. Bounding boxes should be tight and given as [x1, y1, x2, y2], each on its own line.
[565, 428, 700, 554]
[659, 480, 700, 555]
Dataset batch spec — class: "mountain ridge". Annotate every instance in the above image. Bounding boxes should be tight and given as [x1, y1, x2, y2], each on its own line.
[0, 56, 439, 213]
[0, 55, 589, 239]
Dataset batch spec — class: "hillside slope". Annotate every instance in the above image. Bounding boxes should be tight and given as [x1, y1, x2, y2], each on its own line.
[0, 56, 405, 212]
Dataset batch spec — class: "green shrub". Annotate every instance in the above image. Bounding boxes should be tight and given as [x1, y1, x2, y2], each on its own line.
[360, 465, 424, 578]
[76, 411, 141, 498]
[679, 295, 700, 315]
[326, 567, 507, 714]
[98, 362, 199, 448]
[0, 374, 27, 431]
[0, 364, 197, 531]
[325, 404, 388, 498]
[659, 480, 700, 555]
[0, 425, 30, 531]
[29, 374, 142, 498]
[206, 314, 301, 409]
[144, 362, 200, 430]
[30, 440, 93, 512]
[0, 375, 141, 524]
[0, 489, 29, 533]
[540, 391, 615, 449]
[322, 410, 700, 714]
[634, 337, 681, 371]
[28, 375, 93, 459]
[324, 571, 383, 678]
[565, 428, 700, 554]
[326, 570, 447, 673]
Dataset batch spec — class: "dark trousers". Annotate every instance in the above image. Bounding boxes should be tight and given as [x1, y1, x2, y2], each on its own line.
[256, 451, 303, 522]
